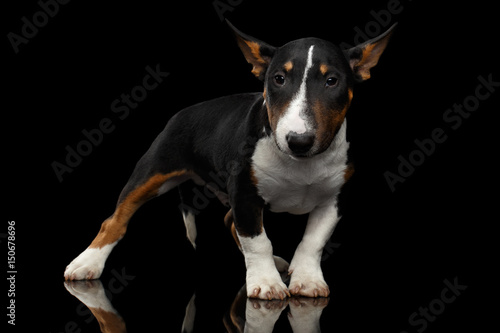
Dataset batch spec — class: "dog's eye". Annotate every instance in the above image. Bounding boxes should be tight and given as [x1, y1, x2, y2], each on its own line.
[274, 75, 285, 86]
[325, 77, 338, 87]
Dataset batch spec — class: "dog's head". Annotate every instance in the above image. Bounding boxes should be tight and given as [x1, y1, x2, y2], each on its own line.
[228, 20, 396, 158]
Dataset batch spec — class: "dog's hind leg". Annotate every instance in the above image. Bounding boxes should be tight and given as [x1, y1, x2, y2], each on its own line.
[178, 181, 200, 249]
[178, 174, 232, 249]
[64, 168, 191, 280]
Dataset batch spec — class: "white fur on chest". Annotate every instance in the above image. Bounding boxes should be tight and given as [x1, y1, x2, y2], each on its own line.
[252, 121, 349, 215]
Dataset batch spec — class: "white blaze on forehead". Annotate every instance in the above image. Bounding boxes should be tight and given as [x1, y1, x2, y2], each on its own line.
[276, 45, 315, 150]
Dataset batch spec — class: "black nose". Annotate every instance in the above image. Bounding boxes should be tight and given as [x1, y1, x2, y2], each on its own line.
[286, 132, 315, 155]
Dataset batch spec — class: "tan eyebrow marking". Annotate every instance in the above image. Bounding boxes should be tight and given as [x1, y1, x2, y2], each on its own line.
[320, 63, 329, 75]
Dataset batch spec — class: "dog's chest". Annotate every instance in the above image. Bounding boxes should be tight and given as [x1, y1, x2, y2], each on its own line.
[251, 134, 349, 215]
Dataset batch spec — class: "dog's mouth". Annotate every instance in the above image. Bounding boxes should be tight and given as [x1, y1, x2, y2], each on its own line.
[289, 152, 313, 159]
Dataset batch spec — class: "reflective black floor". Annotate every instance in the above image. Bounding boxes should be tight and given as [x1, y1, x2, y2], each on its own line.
[27, 233, 491, 333]
[63, 279, 333, 333]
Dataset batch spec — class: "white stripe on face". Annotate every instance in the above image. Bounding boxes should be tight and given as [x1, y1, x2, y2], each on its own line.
[276, 45, 315, 152]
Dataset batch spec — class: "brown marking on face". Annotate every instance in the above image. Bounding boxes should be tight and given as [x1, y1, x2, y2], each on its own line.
[266, 100, 290, 134]
[313, 88, 353, 152]
[284, 60, 293, 72]
[263, 87, 267, 100]
[89, 170, 188, 249]
[320, 63, 329, 75]
[332, 97, 351, 133]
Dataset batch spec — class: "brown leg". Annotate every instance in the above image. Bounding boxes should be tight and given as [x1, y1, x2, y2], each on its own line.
[89, 171, 187, 248]
[64, 170, 188, 281]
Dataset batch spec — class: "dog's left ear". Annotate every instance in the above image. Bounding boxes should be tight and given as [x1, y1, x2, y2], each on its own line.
[226, 20, 276, 81]
[344, 23, 397, 82]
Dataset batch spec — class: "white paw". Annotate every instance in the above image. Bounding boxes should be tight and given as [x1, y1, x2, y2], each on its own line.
[64, 249, 104, 280]
[246, 269, 290, 300]
[239, 230, 290, 300]
[288, 268, 329, 298]
[64, 244, 115, 280]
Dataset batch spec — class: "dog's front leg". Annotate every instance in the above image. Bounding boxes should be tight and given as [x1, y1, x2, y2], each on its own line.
[288, 199, 340, 297]
[237, 226, 290, 300]
[230, 174, 290, 300]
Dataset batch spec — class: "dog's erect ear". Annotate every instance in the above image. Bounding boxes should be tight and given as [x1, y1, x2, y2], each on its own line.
[344, 23, 397, 82]
[226, 20, 276, 81]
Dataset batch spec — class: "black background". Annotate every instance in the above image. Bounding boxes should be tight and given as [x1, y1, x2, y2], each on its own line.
[4, 0, 498, 332]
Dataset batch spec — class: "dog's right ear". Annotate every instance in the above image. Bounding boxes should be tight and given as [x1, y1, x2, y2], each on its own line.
[226, 20, 276, 81]
[344, 23, 397, 82]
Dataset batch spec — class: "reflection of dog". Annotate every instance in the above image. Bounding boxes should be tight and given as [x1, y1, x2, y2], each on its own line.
[64, 20, 396, 299]
[223, 284, 330, 333]
[65, 279, 327, 333]
[65, 281, 126, 333]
